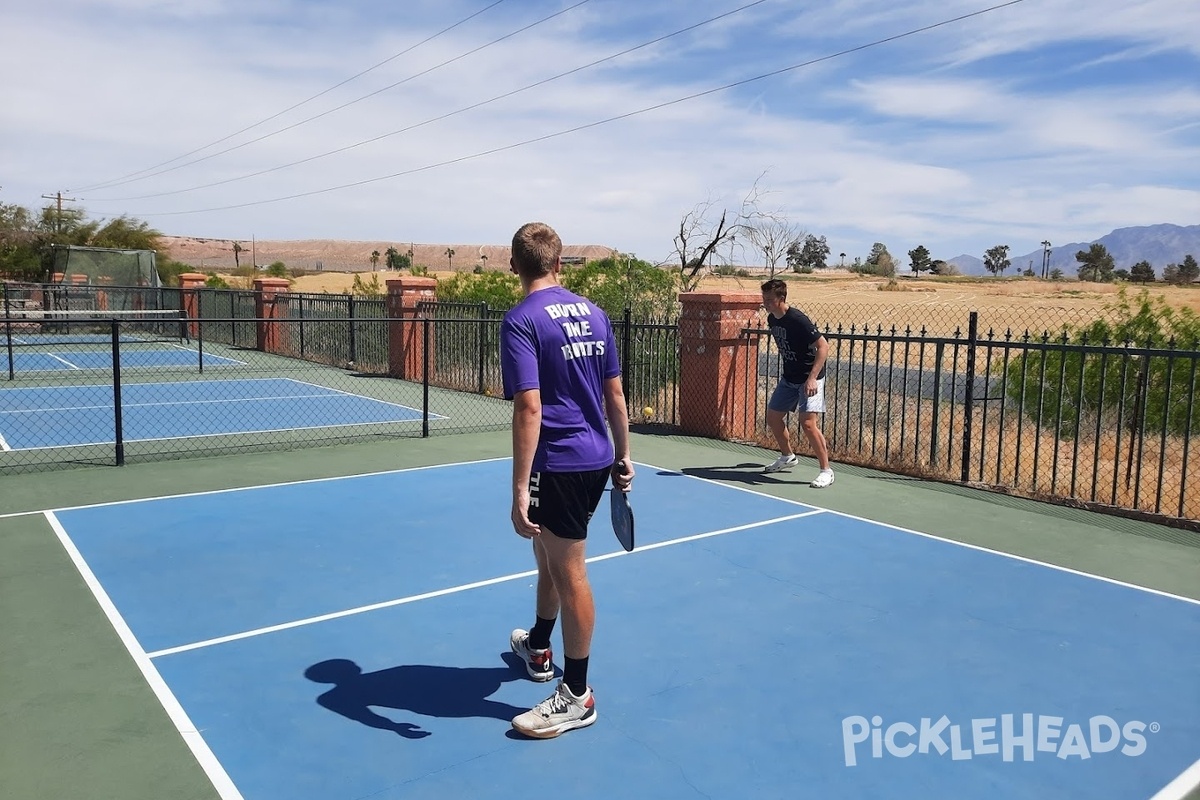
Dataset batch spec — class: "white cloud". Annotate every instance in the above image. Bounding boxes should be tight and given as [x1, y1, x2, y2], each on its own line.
[1, 0, 1197, 266]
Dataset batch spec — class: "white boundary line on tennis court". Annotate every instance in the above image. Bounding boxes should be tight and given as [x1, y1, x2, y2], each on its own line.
[47, 353, 80, 369]
[43, 510, 245, 800]
[653, 461, 1200, 608]
[0, 456, 511, 520]
[0, 430, 10, 451]
[1150, 757, 1200, 800]
[144, 510, 824, 659]
[0, 377, 442, 452]
[5, 456, 1199, 611]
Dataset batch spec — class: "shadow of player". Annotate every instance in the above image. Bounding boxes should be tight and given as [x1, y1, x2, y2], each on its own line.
[304, 657, 529, 739]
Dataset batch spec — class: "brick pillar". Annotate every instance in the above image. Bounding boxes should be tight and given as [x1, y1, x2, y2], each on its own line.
[386, 277, 437, 380]
[178, 273, 207, 338]
[677, 291, 762, 441]
[95, 275, 113, 310]
[254, 277, 291, 354]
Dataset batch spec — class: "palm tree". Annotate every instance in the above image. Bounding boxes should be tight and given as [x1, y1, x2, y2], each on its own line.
[445, 247, 455, 269]
[370, 250, 380, 269]
[233, 241, 243, 269]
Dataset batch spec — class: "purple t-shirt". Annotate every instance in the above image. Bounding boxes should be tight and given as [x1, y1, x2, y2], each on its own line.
[500, 285, 621, 472]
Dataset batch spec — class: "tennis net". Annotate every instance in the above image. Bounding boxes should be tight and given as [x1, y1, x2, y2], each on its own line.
[2, 308, 189, 347]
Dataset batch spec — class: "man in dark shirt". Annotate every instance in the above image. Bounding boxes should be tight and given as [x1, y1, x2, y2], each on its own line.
[760, 279, 834, 487]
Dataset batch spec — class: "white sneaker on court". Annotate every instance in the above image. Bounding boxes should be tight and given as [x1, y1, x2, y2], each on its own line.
[811, 469, 835, 488]
[510, 629, 554, 682]
[763, 454, 798, 473]
[511, 680, 597, 739]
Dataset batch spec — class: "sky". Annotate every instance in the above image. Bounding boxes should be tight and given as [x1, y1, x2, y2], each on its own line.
[2, 0, 1198, 268]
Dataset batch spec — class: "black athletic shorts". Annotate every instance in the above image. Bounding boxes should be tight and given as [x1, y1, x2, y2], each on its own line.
[527, 466, 611, 540]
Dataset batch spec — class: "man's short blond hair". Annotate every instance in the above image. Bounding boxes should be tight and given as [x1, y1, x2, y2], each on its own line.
[511, 222, 562, 280]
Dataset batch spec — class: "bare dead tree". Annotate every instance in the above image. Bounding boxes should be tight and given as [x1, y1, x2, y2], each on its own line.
[671, 180, 769, 291]
[739, 174, 804, 278]
[744, 214, 805, 278]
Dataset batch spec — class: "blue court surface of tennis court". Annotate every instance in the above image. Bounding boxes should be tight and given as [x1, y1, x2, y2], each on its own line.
[45, 458, 1199, 800]
[6, 346, 242, 373]
[0, 378, 426, 449]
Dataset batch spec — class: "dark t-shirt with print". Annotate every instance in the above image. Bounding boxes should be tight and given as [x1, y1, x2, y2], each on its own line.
[768, 306, 825, 383]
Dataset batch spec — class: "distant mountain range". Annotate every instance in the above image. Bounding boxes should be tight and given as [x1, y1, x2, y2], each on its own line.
[945, 223, 1200, 277]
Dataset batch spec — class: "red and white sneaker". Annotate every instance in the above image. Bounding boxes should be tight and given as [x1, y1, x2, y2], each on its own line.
[511, 681, 597, 739]
[510, 629, 554, 682]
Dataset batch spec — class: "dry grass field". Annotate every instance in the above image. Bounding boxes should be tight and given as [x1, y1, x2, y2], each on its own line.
[163, 234, 1200, 332]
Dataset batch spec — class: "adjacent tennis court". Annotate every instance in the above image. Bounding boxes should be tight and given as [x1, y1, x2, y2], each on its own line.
[0, 378, 429, 449]
[32, 455, 1200, 800]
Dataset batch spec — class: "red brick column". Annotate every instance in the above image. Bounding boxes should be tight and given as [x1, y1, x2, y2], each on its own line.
[677, 291, 763, 441]
[95, 275, 113, 310]
[254, 277, 291, 354]
[178, 273, 207, 338]
[386, 277, 437, 380]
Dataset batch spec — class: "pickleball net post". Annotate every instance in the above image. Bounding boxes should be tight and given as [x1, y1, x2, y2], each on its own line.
[110, 319, 125, 466]
[4, 282, 14, 381]
[677, 291, 763, 441]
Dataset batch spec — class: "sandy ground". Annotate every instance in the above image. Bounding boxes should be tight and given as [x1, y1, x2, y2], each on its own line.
[160, 235, 615, 274]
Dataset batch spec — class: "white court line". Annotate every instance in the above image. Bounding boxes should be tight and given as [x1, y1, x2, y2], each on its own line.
[0, 392, 350, 414]
[46, 353, 81, 369]
[1150, 757, 1200, 800]
[146, 510, 823, 659]
[44, 511, 244, 800]
[0, 429, 10, 451]
[0, 456, 510, 520]
[6, 418, 438, 453]
[284, 377, 444, 415]
[662, 461, 1200, 608]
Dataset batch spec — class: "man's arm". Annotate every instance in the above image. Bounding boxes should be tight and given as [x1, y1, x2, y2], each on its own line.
[511, 388, 542, 537]
[806, 335, 830, 394]
[602, 375, 634, 489]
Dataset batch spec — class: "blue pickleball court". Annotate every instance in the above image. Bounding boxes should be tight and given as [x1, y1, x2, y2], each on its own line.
[45, 458, 1200, 800]
[0, 378, 428, 449]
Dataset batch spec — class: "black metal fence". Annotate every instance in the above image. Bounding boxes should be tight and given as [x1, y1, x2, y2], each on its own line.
[743, 315, 1200, 526]
[3, 281, 1197, 527]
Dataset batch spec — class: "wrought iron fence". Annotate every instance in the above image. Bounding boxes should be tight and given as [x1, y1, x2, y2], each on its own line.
[741, 315, 1200, 526]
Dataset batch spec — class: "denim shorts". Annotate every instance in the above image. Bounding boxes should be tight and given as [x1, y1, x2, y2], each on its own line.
[768, 377, 826, 413]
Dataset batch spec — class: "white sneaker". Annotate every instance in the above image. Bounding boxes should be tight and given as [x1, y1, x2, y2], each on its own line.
[511, 680, 597, 739]
[763, 454, 798, 473]
[810, 469, 835, 488]
[510, 629, 554, 682]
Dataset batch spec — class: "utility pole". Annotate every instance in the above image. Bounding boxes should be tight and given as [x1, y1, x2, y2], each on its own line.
[1041, 240, 1052, 279]
[41, 191, 77, 233]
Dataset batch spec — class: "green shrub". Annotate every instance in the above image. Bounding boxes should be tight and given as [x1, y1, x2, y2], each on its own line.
[1001, 288, 1200, 436]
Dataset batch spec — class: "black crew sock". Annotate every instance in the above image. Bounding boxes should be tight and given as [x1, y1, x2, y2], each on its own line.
[528, 615, 556, 651]
[563, 656, 589, 697]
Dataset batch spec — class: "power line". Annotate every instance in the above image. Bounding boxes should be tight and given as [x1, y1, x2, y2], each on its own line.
[71, 0, 512, 193]
[88, 0, 766, 203]
[113, 0, 1029, 219]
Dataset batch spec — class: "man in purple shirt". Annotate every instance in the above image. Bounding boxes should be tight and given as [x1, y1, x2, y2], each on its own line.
[500, 222, 633, 739]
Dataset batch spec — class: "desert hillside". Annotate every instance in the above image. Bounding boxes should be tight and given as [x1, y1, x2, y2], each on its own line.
[160, 236, 618, 274]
